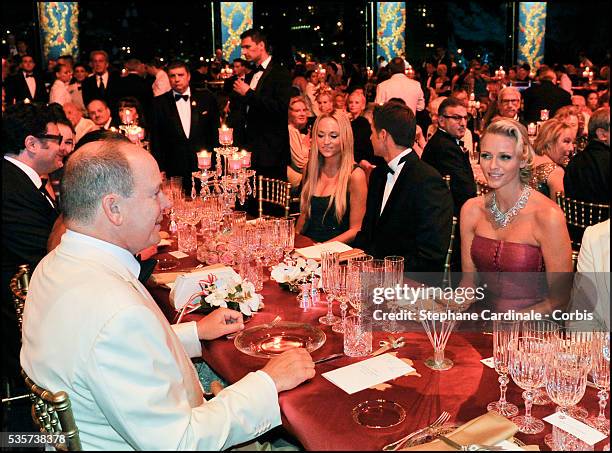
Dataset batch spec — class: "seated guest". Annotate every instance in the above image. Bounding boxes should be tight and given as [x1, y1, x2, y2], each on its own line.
[63, 101, 97, 144]
[87, 99, 115, 130]
[44, 104, 76, 201]
[460, 119, 572, 312]
[434, 63, 451, 97]
[287, 96, 311, 189]
[348, 90, 376, 167]
[68, 62, 89, 111]
[586, 91, 600, 113]
[21, 139, 315, 450]
[354, 101, 453, 272]
[304, 70, 321, 117]
[563, 107, 610, 204]
[316, 90, 335, 116]
[2, 102, 62, 390]
[523, 68, 572, 123]
[529, 118, 574, 198]
[553, 105, 581, 142]
[296, 111, 367, 244]
[49, 64, 73, 106]
[497, 86, 523, 122]
[333, 91, 347, 111]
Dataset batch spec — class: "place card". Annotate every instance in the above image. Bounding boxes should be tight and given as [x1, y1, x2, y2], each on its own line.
[543, 412, 607, 446]
[295, 241, 353, 260]
[322, 353, 415, 395]
[480, 357, 495, 368]
[168, 251, 189, 259]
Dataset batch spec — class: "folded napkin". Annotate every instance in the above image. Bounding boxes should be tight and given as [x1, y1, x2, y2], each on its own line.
[170, 265, 240, 310]
[402, 411, 539, 451]
[295, 241, 358, 260]
[150, 263, 227, 287]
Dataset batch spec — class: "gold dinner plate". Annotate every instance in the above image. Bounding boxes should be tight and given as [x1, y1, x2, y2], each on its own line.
[234, 321, 326, 358]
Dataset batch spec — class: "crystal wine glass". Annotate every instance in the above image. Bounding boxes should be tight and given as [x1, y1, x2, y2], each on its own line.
[587, 331, 610, 435]
[319, 251, 340, 326]
[278, 218, 295, 265]
[382, 256, 404, 334]
[331, 262, 350, 334]
[346, 255, 373, 316]
[487, 320, 520, 418]
[508, 336, 550, 434]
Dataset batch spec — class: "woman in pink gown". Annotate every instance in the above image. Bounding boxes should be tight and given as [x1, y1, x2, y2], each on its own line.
[460, 118, 573, 313]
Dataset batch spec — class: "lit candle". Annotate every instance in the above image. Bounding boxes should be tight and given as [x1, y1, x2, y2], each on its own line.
[527, 123, 537, 136]
[197, 150, 212, 169]
[218, 125, 233, 146]
[540, 109, 549, 121]
[228, 153, 243, 172]
[469, 92, 475, 102]
[239, 150, 251, 168]
[124, 109, 132, 125]
[582, 67, 590, 78]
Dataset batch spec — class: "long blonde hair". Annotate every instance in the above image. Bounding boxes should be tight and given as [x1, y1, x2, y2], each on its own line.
[300, 111, 355, 224]
[533, 118, 572, 157]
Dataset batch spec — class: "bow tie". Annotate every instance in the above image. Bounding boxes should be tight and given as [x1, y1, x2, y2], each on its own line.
[252, 65, 265, 73]
[384, 153, 410, 175]
[25, 73, 34, 78]
[174, 93, 189, 102]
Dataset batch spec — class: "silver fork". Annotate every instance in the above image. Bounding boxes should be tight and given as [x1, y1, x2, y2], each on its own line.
[382, 411, 451, 451]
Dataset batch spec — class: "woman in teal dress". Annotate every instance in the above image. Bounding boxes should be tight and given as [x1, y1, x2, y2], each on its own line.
[296, 111, 368, 244]
[528, 118, 575, 199]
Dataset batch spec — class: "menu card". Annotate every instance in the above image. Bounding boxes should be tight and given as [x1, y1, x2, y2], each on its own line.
[322, 353, 415, 395]
[544, 412, 607, 446]
[295, 241, 353, 260]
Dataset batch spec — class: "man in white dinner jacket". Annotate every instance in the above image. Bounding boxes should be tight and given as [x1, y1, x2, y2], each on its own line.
[374, 56, 425, 116]
[20, 138, 315, 450]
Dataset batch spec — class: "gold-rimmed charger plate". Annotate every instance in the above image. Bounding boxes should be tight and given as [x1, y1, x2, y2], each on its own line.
[234, 321, 326, 358]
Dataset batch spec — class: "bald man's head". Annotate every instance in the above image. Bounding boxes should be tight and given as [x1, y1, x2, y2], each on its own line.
[63, 102, 83, 127]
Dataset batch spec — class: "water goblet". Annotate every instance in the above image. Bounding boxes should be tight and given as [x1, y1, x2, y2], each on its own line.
[586, 332, 610, 435]
[508, 336, 550, 434]
[331, 263, 350, 333]
[487, 320, 521, 418]
[347, 255, 373, 316]
[319, 251, 340, 326]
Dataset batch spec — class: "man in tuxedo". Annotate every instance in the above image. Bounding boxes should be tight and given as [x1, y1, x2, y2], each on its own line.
[150, 61, 219, 192]
[564, 106, 610, 204]
[421, 98, 476, 270]
[496, 86, 525, 123]
[232, 29, 292, 180]
[523, 68, 572, 123]
[20, 139, 315, 450]
[224, 58, 249, 147]
[81, 50, 121, 112]
[117, 58, 153, 118]
[2, 102, 62, 399]
[87, 99, 116, 130]
[354, 101, 453, 273]
[5, 54, 48, 104]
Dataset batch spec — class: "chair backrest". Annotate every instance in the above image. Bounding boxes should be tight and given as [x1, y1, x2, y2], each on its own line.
[443, 175, 451, 190]
[476, 181, 490, 196]
[443, 216, 458, 287]
[10, 264, 30, 335]
[257, 175, 292, 218]
[21, 370, 82, 451]
[556, 192, 610, 229]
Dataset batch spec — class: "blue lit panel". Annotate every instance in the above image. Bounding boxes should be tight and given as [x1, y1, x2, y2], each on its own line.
[221, 2, 253, 62]
[518, 2, 547, 69]
[376, 2, 406, 61]
[37, 2, 79, 64]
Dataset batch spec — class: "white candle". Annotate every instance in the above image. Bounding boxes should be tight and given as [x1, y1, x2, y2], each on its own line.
[228, 153, 243, 172]
[218, 125, 233, 145]
[239, 150, 251, 167]
[197, 150, 212, 169]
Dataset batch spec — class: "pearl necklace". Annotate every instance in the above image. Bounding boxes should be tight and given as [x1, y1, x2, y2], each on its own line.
[489, 185, 532, 229]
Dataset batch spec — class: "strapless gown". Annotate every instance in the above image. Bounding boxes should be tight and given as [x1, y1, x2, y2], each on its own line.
[470, 235, 547, 312]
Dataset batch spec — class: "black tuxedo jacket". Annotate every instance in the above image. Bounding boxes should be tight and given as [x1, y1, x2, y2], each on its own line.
[240, 59, 292, 179]
[150, 89, 219, 189]
[421, 129, 477, 217]
[522, 80, 572, 123]
[5, 72, 48, 104]
[1, 159, 59, 278]
[82, 71, 122, 111]
[224, 75, 248, 147]
[354, 152, 453, 272]
[564, 139, 610, 204]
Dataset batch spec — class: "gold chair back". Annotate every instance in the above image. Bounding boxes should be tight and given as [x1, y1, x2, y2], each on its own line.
[555, 192, 610, 229]
[9, 264, 30, 334]
[22, 370, 82, 451]
[257, 176, 292, 218]
[443, 216, 458, 287]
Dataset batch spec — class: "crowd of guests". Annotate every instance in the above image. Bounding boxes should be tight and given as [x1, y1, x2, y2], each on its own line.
[1, 30, 610, 449]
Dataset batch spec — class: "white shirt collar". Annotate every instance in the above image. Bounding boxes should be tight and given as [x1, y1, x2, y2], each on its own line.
[387, 148, 412, 173]
[4, 155, 42, 188]
[260, 55, 272, 70]
[103, 117, 112, 129]
[64, 229, 141, 279]
[172, 87, 191, 98]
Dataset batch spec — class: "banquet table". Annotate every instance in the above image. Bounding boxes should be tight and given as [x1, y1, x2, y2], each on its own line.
[148, 234, 607, 451]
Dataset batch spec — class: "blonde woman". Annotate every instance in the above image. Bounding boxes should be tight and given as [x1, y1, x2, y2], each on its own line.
[529, 119, 574, 198]
[287, 96, 311, 188]
[461, 118, 572, 312]
[296, 111, 367, 244]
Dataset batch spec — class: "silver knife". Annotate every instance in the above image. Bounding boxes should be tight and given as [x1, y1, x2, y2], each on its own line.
[314, 353, 345, 364]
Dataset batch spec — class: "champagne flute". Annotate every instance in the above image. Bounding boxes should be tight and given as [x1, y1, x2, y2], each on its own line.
[522, 319, 561, 405]
[319, 251, 340, 326]
[346, 255, 373, 316]
[508, 336, 550, 434]
[487, 320, 520, 417]
[587, 332, 610, 435]
[331, 263, 350, 334]
[383, 256, 404, 334]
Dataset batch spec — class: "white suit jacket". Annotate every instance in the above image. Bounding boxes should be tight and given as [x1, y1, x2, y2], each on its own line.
[574, 219, 610, 330]
[21, 231, 281, 450]
[374, 73, 425, 115]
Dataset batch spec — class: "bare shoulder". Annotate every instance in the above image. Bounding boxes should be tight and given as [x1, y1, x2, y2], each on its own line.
[461, 195, 486, 217]
[349, 166, 367, 186]
[530, 190, 566, 228]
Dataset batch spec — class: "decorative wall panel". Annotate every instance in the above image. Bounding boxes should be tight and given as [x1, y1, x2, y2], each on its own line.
[221, 2, 253, 62]
[37, 2, 79, 64]
[376, 2, 406, 61]
[518, 2, 546, 69]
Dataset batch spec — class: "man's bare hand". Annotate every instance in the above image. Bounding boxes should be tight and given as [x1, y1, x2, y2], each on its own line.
[233, 79, 251, 96]
[196, 308, 244, 340]
[261, 348, 315, 393]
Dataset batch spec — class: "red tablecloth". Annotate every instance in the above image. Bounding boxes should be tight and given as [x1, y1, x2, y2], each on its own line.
[148, 235, 606, 451]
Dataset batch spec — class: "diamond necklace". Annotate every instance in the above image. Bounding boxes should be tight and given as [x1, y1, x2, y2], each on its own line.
[489, 185, 532, 228]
